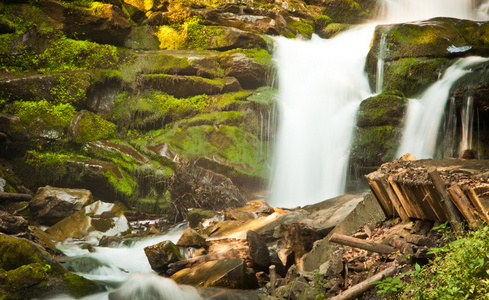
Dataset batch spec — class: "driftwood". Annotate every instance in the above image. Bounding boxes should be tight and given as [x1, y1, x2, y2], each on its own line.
[447, 184, 482, 229]
[329, 233, 397, 254]
[427, 167, 463, 229]
[329, 265, 398, 300]
[0, 192, 31, 202]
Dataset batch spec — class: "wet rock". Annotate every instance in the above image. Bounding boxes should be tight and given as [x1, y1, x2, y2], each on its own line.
[98, 235, 122, 247]
[176, 228, 206, 247]
[0, 211, 28, 235]
[187, 209, 216, 228]
[144, 240, 182, 274]
[225, 209, 255, 221]
[69, 110, 117, 144]
[239, 200, 275, 215]
[29, 186, 94, 226]
[46, 200, 132, 241]
[123, 26, 160, 50]
[171, 258, 253, 289]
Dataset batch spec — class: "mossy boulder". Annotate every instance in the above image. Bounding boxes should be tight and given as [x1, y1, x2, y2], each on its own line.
[0, 235, 66, 274]
[69, 110, 117, 144]
[123, 25, 161, 50]
[349, 92, 408, 178]
[138, 74, 240, 98]
[220, 49, 274, 89]
[321, 0, 377, 24]
[46, 200, 132, 241]
[366, 18, 489, 90]
[381, 57, 449, 97]
[144, 240, 182, 274]
[187, 208, 216, 228]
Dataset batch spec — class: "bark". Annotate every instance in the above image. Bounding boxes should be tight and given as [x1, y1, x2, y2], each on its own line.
[329, 233, 397, 254]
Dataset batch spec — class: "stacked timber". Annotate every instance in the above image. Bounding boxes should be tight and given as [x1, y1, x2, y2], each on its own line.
[365, 154, 489, 229]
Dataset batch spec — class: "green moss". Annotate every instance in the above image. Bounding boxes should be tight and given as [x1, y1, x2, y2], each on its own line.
[5, 100, 76, 137]
[383, 57, 448, 97]
[72, 111, 117, 144]
[223, 49, 273, 68]
[6, 263, 48, 290]
[247, 86, 277, 105]
[174, 111, 245, 129]
[287, 18, 315, 38]
[357, 92, 407, 127]
[112, 92, 209, 132]
[146, 125, 268, 178]
[49, 72, 91, 106]
[351, 125, 399, 168]
[314, 15, 332, 30]
[63, 272, 101, 298]
[104, 168, 137, 196]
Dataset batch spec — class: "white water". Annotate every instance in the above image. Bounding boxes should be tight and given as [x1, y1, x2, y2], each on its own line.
[397, 57, 488, 158]
[269, 0, 489, 208]
[268, 29, 374, 208]
[460, 95, 475, 154]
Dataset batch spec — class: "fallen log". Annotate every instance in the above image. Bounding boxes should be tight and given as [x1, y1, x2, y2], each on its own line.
[0, 192, 32, 202]
[329, 265, 398, 300]
[427, 167, 463, 229]
[447, 184, 482, 229]
[464, 187, 489, 223]
[329, 233, 397, 254]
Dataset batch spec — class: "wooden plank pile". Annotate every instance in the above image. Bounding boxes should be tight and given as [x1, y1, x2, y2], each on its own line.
[365, 154, 489, 229]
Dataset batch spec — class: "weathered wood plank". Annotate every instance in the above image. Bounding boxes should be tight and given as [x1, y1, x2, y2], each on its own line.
[447, 184, 482, 229]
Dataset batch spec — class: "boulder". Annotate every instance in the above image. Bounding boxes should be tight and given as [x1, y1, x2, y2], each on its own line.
[366, 18, 489, 91]
[29, 186, 94, 226]
[138, 74, 240, 98]
[69, 110, 117, 144]
[64, 4, 132, 45]
[0, 211, 28, 235]
[187, 209, 216, 228]
[220, 52, 271, 89]
[171, 258, 253, 289]
[46, 200, 132, 241]
[144, 240, 182, 273]
[206, 230, 270, 270]
[0, 235, 66, 274]
[299, 193, 386, 271]
[176, 228, 206, 247]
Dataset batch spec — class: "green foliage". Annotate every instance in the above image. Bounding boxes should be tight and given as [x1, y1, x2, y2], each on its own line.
[372, 275, 405, 299]
[402, 226, 489, 300]
[312, 270, 327, 300]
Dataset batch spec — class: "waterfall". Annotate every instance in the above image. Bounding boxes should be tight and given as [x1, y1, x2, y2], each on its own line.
[269, 0, 489, 208]
[376, 33, 387, 94]
[268, 29, 374, 208]
[397, 57, 488, 159]
[460, 95, 475, 155]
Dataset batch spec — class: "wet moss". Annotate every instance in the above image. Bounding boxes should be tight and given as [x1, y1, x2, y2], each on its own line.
[287, 18, 315, 38]
[356, 92, 407, 127]
[104, 168, 137, 197]
[63, 272, 103, 298]
[383, 57, 449, 97]
[71, 111, 117, 144]
[6, 263, 48, 291]
[351, 125, 399, 168]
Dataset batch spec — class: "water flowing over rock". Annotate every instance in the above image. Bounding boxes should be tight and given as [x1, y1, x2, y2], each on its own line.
[29, 186, 93, 226]
[144, 240, 182, 274]
[46, 200, 131, 241]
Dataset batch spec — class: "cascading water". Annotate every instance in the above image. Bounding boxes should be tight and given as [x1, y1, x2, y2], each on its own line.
[268, 29, 374, 208]
[460, 95, 475, 154]
[396, 57, 489, 159]
[269, 0, 489, 208]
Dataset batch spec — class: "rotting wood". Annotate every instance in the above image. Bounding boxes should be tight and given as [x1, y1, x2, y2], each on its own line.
[387, 177, 416, 220]
[0, 192, 32, 202]
[379, 175, 409, 221]
[427, 167, 463, 229]
[329, 233, 397, 254]
[329, 265, 398, 300]
[365, 176, 394, 217]
[447, 184, 482, 229]
[464, 187, 489, 223]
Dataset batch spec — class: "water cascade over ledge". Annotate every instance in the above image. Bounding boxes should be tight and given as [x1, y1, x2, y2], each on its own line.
[269, 0, 489, 208]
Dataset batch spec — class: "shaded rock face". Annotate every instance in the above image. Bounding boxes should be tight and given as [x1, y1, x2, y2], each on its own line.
[0, 211, 28, 235]
[29, 186, 94, 226]
[46, 200, 131, 241]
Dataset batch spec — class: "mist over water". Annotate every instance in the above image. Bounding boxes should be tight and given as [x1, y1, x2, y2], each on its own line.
[269, 0, 489, 208]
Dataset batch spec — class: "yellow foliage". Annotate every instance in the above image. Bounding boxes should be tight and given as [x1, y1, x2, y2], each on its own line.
[156, 26, 186, 50]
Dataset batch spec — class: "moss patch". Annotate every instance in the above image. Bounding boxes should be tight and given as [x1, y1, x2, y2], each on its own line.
[70, 110, 117, 144]
[63, 272, 103, 298]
